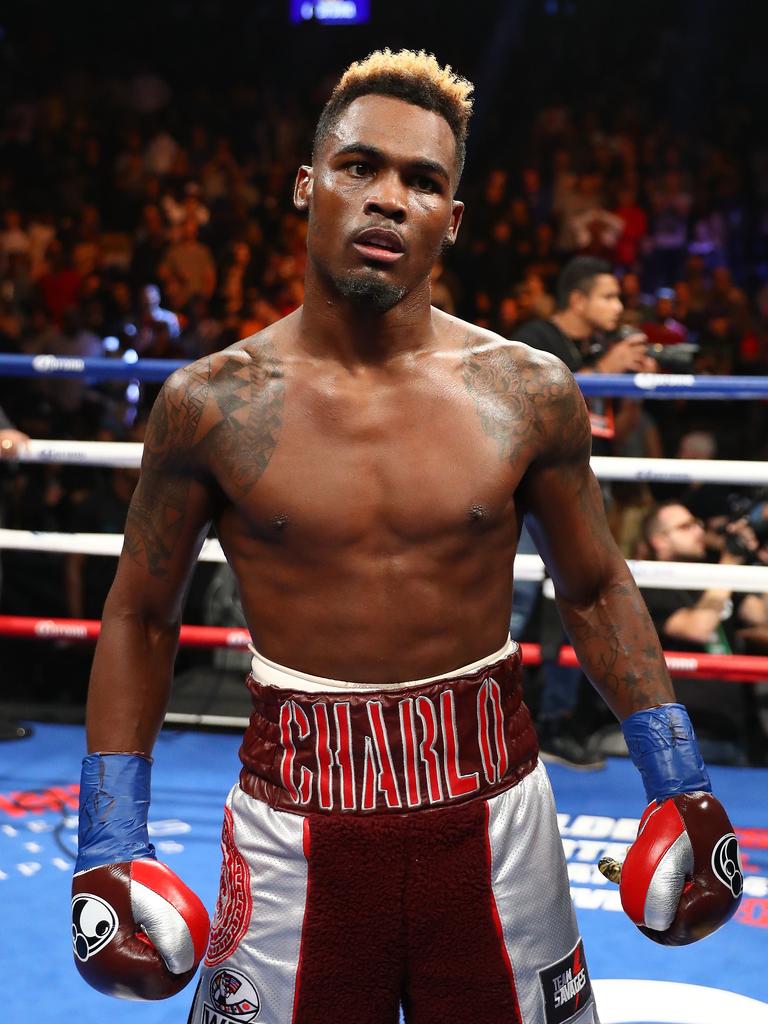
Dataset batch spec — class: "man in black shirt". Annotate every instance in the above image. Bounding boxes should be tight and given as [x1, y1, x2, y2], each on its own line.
[641, 502, 768, 762]
[514, 255, 650, 374]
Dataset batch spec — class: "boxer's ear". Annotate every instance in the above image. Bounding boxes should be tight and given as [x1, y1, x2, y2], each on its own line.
[294, 166, 313, 212]
[445, 200, 464, 245]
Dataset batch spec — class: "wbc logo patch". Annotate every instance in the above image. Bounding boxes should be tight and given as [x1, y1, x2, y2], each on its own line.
[538, 938, 592, 1024]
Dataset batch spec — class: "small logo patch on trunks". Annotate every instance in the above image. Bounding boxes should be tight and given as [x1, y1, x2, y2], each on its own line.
[203, 967, 261, 1022]
[538, 938, 591, 1024]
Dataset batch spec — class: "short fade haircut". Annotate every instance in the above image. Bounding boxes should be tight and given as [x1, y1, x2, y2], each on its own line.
[313, 48, 474, 184]
[556, 256, 614, 311]
[640, 501, 691, 556]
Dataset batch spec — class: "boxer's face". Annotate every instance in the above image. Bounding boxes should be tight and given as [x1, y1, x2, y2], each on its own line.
[296, 94, 464, 312]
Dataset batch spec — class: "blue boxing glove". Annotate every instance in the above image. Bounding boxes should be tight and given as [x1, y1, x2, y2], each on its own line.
[72, 753, 210, 999]
[599, 704, 743, 945]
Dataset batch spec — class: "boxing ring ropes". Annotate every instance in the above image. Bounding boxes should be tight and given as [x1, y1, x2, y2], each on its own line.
[1, 353, 768, 728]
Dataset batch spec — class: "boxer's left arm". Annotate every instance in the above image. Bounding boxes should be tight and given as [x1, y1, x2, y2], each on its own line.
[518, 358, 743, 945]
[72, 364, 216, 999]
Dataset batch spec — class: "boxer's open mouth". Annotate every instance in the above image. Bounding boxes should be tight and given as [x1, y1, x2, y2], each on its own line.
[352, 227, 405, 264]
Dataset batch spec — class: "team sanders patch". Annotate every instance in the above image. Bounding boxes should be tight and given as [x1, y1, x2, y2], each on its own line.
[538, 938, 592, 1024]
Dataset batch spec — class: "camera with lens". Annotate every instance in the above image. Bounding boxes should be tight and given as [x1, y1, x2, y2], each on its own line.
[619, 326, 699, 371]
[644, 340, 699, 371]
[718, 492, 768, 562]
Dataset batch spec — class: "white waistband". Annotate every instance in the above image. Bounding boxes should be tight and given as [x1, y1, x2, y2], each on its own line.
[248, 637, 518, 693]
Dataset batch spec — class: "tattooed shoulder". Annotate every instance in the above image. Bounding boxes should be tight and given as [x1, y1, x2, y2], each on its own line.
[198, 336, 286, 494]
[461, 328, 590, 465]
[124, 340, 286, 579]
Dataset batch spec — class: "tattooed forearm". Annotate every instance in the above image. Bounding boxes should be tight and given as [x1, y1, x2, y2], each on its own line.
[557, 577, 675, 718]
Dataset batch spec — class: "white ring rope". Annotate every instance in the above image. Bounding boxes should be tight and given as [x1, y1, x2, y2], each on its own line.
[13, 440, 768, 486]
[1, 528, 766, 593]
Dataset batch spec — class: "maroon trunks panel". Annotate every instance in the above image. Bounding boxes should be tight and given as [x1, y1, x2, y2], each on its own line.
[292, 799, 522, 1024]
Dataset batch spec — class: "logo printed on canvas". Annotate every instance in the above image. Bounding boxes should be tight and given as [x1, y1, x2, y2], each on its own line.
[204, 807, 252, 966]
[538, 938, 592, 1024]
[712, 832, 744, 898]
[71, 893, 118, 962]
[203, 968, 260, 1022]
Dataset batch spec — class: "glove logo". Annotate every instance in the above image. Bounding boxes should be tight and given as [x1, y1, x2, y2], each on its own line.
[204, 968, 260, 1022]
[71, 892, 118, 962]
[711, 832, 743, 898]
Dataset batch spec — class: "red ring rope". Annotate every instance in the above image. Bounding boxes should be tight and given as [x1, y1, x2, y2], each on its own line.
[0, 615, 766, 682]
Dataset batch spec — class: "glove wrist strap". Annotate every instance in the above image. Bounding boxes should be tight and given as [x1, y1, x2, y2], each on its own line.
[75, 752, 156, 873]
[622, 703, 711, 804]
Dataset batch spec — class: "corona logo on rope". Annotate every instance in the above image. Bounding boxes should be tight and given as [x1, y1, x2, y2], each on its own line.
[31, 355, 86, 374]
[634, 373, 696, 389]
[34, 619, 89, 639]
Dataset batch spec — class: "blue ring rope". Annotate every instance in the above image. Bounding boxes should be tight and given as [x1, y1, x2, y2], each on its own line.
[0, 354, 767, 398]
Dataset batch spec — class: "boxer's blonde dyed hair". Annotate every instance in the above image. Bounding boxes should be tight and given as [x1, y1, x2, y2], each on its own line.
[313, 48, 475, 183]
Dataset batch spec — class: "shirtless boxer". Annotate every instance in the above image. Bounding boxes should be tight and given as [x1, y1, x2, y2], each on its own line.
[72, 50, 742, 1024]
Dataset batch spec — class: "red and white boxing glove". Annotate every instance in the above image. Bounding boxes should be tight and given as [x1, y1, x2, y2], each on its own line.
[72, 753, 210, 999]
[72, 858, 210, 999]
[601, 791, 742, 945]
[599, 705, 743, 946]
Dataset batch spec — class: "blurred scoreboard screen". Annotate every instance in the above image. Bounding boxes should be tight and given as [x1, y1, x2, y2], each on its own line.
[290, 1, 371, 24]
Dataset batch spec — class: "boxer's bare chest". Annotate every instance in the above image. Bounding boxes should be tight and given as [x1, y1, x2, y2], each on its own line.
[204, 336, 549, 547]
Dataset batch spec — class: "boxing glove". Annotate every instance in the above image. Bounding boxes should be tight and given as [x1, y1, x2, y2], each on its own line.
[599, 704, 743, 946]
[72, 752, 210, 999]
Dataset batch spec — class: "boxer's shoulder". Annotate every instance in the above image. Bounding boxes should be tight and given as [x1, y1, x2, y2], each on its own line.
[455, 316, 582, 414]
[142, 327, 288, 475]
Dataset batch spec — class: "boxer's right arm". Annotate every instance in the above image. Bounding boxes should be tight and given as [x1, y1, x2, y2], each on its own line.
[87, 363, 215, 754]
[74, 363, 216, 999]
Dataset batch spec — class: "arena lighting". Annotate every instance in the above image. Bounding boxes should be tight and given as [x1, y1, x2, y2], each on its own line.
[289, 0, 370, 24]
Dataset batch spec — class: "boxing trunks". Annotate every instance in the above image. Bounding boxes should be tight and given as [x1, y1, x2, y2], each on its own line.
[188, 640, 599, 1024]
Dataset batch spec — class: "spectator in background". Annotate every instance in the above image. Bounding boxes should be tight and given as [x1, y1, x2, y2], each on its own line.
[135, 283, 180, 354]
[38, 241, 82, 324]
[130, 204, 169, 288]
[640, 287, 689, 346]
[512, 256, 651, 375]
[159, 216, 216, 306]
[639, 502, 768, 762]
[613, 186, 648, 269]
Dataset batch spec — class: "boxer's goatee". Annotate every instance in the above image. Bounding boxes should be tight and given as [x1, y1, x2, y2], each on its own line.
[334, 273, 406, 313]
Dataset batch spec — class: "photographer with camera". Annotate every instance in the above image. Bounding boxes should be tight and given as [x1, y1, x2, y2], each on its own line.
[639, 501, 768, 762]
